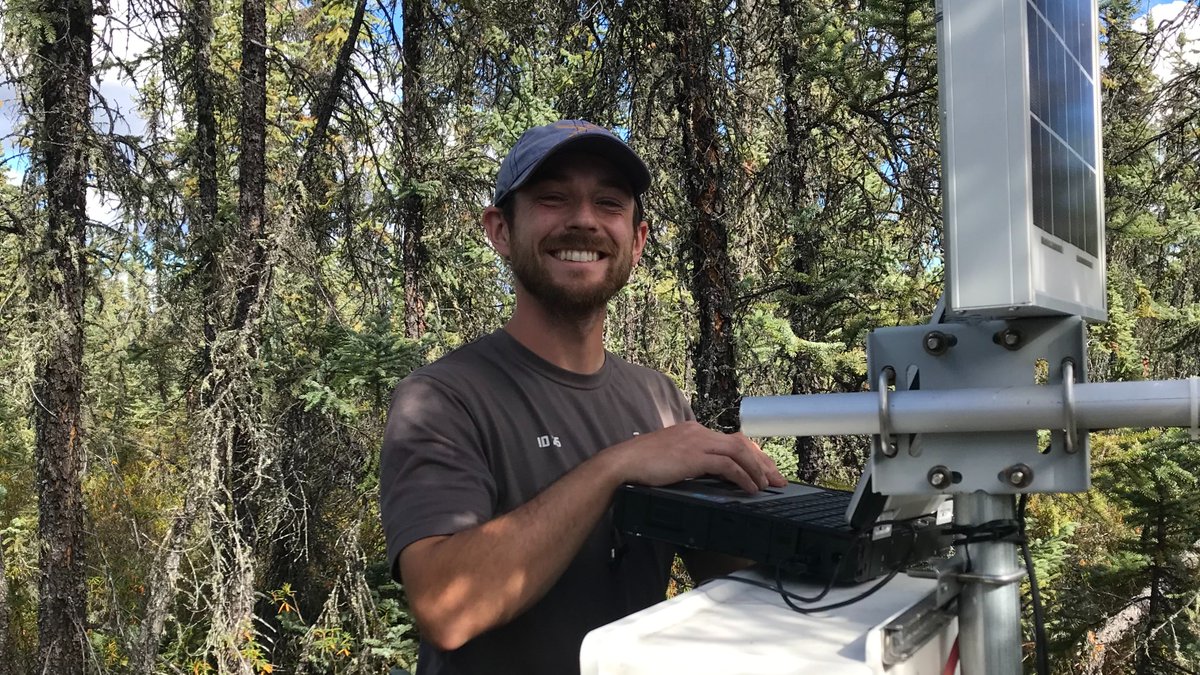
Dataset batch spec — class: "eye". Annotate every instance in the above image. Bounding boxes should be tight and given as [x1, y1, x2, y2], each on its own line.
[537, 192, 566, 205]
[597, 197, 628, 211]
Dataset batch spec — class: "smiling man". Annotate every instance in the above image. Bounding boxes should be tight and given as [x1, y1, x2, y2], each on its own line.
[379, 120, 785, 675]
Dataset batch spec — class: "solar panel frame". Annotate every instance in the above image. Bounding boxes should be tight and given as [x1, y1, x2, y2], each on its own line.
[940, 0, 1106, 321]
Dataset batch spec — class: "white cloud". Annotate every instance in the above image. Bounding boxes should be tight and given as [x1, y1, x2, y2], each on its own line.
[1146, 1, 1200, 82]
[87, 187, 123, 228]
[0, 0, 176, 222]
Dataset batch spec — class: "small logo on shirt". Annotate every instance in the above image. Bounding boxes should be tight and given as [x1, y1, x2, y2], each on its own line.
[536, 435, 562, 449]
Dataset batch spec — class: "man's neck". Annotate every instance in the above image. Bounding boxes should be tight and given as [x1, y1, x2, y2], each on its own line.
[503, 296, 607, 374]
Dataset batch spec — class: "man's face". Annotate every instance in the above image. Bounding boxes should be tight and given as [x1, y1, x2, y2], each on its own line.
[486, 151, 649, 319]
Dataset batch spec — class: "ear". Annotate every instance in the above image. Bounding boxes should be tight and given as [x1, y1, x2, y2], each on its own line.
[631, 219, 649, 267]
[482, 206, 511, 258]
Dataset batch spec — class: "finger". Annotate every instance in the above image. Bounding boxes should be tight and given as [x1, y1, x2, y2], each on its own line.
[706, 455, 759, 493]
[706, 440, 768, 489]
[705, 432, 772, 485]
[733, 432, 762, 452]
[733, 436, 774, 488]
[735, 433, 787, 486]
[761, 455, 787, 486]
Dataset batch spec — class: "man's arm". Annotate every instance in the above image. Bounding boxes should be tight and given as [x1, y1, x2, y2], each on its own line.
[399, 421, 785, 651]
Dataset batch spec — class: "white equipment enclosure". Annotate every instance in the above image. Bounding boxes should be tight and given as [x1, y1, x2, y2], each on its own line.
[941, 0, 1106, 321]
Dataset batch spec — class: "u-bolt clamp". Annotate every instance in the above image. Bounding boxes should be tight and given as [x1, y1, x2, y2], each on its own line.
[878, 367, 897, 456]
[1190, 376, 1199, 441]
[1062, 358, 1078, 453]
[908, 563, 1027, 589]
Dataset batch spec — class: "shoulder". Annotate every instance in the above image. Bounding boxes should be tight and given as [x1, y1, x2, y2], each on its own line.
[387, 333, 511, 422]
[605, 353, 681, 391]
[400, 332, 507, 390]
[604, 353, 694, 422]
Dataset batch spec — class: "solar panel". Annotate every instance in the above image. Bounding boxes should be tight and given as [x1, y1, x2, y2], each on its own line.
[939, 0, 1106, 321]
[1027, 0, 1098, 257]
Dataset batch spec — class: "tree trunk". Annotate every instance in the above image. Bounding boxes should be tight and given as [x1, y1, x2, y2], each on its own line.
[194, 0, 221, 354]
[780, 0, 822, 482]
[297, 0, 367, 193]
[132, 492, 201, 674]
[234, 0, 268, 337]
[134, 0, 220, 670]
[667, 0, 740, 432]
[0, 528, 11, 675]
[401, 0, 429, 339]
[32, 0, 93, 671]
[204, 0, 270, 668]
[255, 0, 371, 649]
[1135, 504, 1170, 674]
[1084, 590, 1150, 674]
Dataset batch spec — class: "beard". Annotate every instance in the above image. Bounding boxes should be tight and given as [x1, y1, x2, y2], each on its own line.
[508, 229, 634, 321]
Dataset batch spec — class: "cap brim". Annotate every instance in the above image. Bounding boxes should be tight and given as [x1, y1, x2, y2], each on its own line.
[496, 133, 651, 205]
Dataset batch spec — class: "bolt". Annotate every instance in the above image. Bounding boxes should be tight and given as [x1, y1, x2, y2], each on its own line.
[882, 440, 899, 457]
[1002, 463, 1033, 488]
[928, 465, 952, 489]
[922, 330, 958, 356]
[994, 328, 1023, 350]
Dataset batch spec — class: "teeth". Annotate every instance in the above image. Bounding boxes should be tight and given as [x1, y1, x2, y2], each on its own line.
[555, 250, 600, 262]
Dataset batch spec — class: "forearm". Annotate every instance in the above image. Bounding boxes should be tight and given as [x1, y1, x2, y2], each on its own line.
[400, 421, 784, 651]
[401, 448, 627, 650]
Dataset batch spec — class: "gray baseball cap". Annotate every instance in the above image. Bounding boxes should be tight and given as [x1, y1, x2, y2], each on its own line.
[492, 120, 651, 206]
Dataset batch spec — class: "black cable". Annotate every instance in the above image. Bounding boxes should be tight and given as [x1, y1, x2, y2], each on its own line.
[779, 568, 900, 613]
[949, 519, 1022, 545]
[774, 557, 840, 603]
[1018, 494, 1050, 675]
[701, 544, 851, 605]
[712, 512, 937, 614]
[719, 566, 901, 613]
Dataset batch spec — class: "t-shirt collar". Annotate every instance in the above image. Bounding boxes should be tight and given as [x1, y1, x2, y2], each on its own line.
[491, 329, 612, 390]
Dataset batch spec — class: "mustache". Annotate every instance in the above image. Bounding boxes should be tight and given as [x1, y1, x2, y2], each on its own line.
[541, 231, 616, 256]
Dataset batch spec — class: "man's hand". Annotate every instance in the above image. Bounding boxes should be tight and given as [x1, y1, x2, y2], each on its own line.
[600, 421, 786, 493]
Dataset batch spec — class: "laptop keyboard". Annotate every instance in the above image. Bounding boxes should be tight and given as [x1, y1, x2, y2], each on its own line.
[737, 491, 853, 528]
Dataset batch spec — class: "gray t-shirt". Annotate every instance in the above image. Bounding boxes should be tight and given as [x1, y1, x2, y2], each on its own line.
[380, 329, 692, 675]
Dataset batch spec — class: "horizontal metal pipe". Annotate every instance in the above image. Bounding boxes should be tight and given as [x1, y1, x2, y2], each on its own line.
[741, 377, 1200, 438]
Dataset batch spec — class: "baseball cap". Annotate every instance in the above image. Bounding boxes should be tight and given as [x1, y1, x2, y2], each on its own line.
[492, 120, 651, 206]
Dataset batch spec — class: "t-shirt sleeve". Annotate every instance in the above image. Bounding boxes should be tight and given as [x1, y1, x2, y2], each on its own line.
[379, 373, 497, 580]
[648, 370, 696, 427]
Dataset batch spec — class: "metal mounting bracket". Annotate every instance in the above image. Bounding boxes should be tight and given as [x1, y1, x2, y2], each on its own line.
[868, 316, 1090, 495]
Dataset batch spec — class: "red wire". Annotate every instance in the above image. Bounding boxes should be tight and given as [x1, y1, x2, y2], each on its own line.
[943, 636, 960, 675]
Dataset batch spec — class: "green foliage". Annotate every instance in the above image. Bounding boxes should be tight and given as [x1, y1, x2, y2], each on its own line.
[0, 0, 1195, 671]
[298, 316, 424, 416]
[361, 597, 418, 670]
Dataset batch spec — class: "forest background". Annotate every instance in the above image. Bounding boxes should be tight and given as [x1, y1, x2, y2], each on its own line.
[0, 0, 1198, 672]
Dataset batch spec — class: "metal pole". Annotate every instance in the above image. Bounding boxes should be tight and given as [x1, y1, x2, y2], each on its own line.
[955, 492, 1023, 675]
[741, 377, 1200, 438]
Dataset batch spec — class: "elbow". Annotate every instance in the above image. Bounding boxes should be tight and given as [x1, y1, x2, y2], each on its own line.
[399, 536, 503, 652]
[410, 601, 475, 652]
[423, 626, 470, 653]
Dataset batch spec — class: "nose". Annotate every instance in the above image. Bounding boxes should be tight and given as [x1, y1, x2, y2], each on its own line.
[565, 200, 602, 231]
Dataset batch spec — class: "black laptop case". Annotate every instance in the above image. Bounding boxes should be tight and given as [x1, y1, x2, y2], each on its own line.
[614, 479, 949, 585]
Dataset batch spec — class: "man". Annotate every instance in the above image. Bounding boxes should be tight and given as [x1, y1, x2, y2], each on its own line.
[379, 120, 785, 674]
